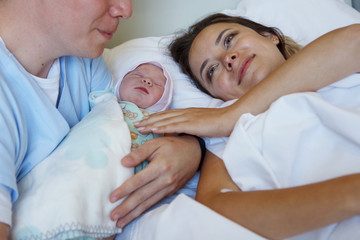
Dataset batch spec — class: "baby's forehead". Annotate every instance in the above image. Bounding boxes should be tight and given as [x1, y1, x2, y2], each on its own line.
[133, 62, 168, 82]
[135, 62, 163, 72]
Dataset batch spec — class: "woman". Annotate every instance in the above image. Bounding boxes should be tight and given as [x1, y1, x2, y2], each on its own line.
[136, 14, 360, 137]
[136, 13, 360, 239]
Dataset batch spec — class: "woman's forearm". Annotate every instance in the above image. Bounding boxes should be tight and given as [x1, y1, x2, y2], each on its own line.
[0, 222, 9, 239]
[206, 176, 360, 239]
[196, 152, 360, 239]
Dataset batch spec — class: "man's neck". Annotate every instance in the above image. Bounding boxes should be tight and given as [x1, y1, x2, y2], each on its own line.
[0, 3, 56, 78]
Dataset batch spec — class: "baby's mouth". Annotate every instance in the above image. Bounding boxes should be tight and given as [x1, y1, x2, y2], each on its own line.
[135, 87, 149, 94]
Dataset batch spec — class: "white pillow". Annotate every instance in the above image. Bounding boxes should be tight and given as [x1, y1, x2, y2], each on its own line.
[11, 93, 133, 239]
[103, 36, 215, 111]
[223, 0, 360, 46]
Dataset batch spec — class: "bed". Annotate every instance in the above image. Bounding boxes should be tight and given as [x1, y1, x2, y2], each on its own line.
[11, 0, 360, 239]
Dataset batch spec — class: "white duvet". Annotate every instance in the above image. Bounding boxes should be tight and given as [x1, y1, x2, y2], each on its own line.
[221, 74, 360, 240]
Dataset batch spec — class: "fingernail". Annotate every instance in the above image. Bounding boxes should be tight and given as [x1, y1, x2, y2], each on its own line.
[121, 156, 130, 164]
[113, 214, 120, 221]
[133, 121, 139, 126]
[151, 128, 158, 132]
[142, 115, 149, 119]
[137, 127, 145, 131]
[117, 221, 125, 228]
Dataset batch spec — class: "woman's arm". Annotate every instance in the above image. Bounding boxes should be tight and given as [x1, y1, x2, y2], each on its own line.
[136, 24, 360, 137]
[0, 222, 9, 239]
[226, 23, 360, 132]
[196, 151, 360, 239]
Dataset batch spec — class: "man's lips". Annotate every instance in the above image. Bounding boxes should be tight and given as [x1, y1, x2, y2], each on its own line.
[238, 54, 255, 85]
[98, 29, 115, 40]
[135, 87, 149, 94]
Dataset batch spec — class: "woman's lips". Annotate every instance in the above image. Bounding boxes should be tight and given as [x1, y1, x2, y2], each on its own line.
[135, 87, 149, 94]
[238, 54, 255, 85]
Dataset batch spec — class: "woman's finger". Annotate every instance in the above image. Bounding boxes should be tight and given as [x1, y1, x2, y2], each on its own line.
[136, 109, 185, 126]
[137, 107, 231, 137]
[135, 108, 206, 134]
[149, 121, 199, 135]
[137, 116, 191, 134]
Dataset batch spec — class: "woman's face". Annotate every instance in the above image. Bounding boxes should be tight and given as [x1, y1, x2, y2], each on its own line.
[43, 0, 132, 58]
[189, 22, 286, 101]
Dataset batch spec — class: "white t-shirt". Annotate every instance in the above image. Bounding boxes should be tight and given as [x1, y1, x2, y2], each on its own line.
[32, 59, 60, 106]
[0, 186, 11, 227]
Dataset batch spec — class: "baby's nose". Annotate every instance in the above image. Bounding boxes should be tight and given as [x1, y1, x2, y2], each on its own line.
[142, 78, 153, 86]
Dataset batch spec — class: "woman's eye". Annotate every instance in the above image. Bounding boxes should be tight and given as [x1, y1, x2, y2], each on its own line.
[224, 33, 236, 48]
[207, 64, 218, 81]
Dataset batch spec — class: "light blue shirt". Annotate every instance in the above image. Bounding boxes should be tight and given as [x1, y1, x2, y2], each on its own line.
[0, 41, 111, 203]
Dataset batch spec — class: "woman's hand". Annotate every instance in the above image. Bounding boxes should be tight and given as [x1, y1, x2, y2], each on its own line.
[134, 106, 238, 137]
[109, 135, 200, 228]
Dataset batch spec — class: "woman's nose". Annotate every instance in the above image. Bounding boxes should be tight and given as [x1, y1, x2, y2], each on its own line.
[142, 78, 153, 87]
[109, 0, 133, 19]
[223, 52, 238, 71]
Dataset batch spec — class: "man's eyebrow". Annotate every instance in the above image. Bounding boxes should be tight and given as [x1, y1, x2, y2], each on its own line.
[216, 28, 231, 45]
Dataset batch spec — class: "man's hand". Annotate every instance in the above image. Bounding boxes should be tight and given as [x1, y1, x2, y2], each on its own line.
[110, 135, 201, 227]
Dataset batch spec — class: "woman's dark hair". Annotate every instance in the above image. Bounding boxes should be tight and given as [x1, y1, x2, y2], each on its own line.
[169, 13, 301, 95]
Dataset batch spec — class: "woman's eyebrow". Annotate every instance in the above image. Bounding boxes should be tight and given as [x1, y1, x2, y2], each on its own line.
[200, 59, 209, 81]
[200, 28, 231, 80]
[216, 28, 231, 45]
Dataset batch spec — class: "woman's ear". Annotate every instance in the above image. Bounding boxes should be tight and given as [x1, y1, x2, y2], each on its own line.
[262, 32, 280, 45]
[270, 34, 280, 45]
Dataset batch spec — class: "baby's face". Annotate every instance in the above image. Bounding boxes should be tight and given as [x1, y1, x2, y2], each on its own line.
[119, 63, 166, 109]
